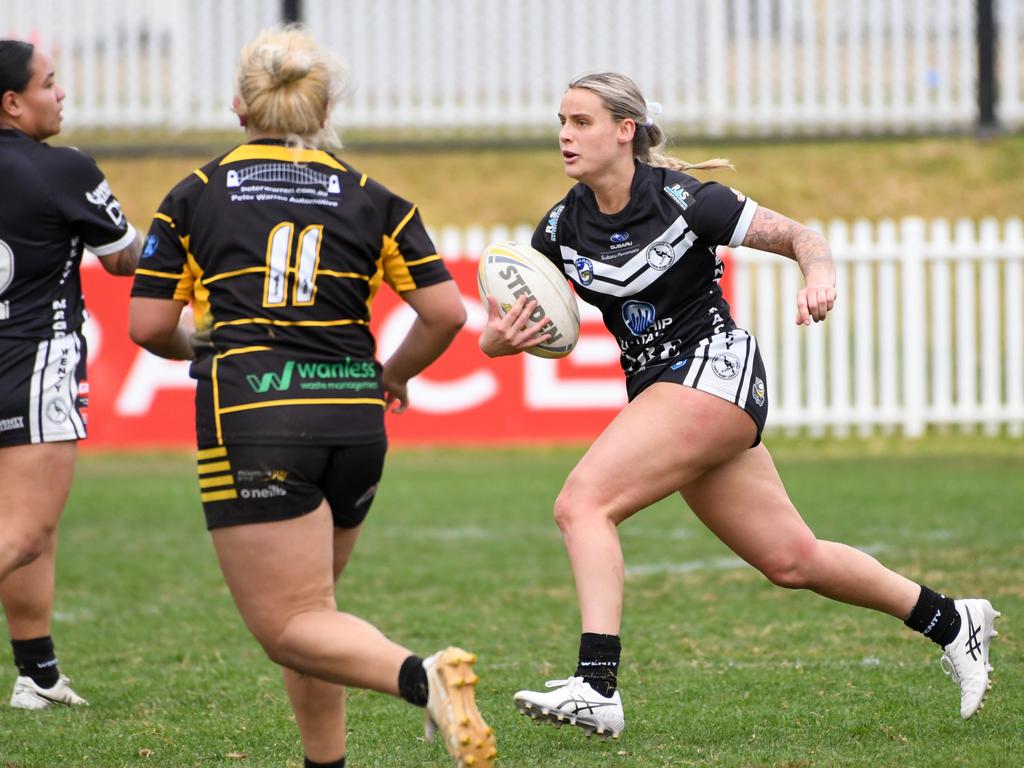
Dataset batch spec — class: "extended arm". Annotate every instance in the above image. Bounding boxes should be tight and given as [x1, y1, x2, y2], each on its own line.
[128, 297, 193, 360]
[381, 280, 466, 413]
[741, 206, 837, 325]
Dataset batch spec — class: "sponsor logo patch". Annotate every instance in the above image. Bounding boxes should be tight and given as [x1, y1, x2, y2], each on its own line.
[545, 204, 565, 242]
[142, 234, 159, 259]
[622, 300, 656, 336]
[663, 183, 693, 211]
[610, 231, 630, 244]
[0, 415, 25, 432]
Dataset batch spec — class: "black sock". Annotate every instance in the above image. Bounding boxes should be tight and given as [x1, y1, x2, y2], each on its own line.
[304, 757, 344, 768]
[575, 632, 621, 698]
[11, 636, 60, 688]
[904, 585, 961, 647]
[398, 654, 428, 707]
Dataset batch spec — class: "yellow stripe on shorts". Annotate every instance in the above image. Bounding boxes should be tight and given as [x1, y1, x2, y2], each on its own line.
[198, 474, 234, 489]
[197, 446, 228, 460]
[197, 460, 231, 475]
[201, 488, 239, 503]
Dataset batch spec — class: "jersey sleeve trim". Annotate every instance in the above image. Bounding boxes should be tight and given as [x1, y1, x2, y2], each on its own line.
[728, 198, 759, 248]
[402, 254, 442, 268]
[390, 205, 418, 240]
[193, 168, 209, 184]
[87, 223, 137, 256]
[135, 267, 187, 280]
[154, 212, 176, 228]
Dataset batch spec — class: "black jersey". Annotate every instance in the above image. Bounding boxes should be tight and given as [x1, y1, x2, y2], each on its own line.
[131, 140, 452, 447]
[0, 128, 136, 340]
[531, 161, 758, 394]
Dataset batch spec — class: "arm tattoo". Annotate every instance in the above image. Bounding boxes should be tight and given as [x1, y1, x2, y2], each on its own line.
[742, 207, 832, 270]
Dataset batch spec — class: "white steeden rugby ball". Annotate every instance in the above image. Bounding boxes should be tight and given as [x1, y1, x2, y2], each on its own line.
[477, 241, 580, 359]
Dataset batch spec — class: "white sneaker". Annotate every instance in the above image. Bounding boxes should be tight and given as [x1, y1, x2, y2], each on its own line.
[10, 675, 88, 710]
[940, 598, 1001, 719]
[514, 677, 625, 739]
[424, 647, 497, 767]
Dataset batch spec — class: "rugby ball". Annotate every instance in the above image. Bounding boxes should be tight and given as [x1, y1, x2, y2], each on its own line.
[477, 241, 580, 359]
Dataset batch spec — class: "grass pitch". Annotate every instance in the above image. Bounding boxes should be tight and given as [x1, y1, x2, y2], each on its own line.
[0, 438, 1021, 767]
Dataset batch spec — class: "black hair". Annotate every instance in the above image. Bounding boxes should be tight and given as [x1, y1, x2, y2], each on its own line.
[0, 40, 35, 97]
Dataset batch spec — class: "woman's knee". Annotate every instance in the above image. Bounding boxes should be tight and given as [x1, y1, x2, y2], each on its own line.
[3, 525, 56, 569]
[552, 476, 608, 533]
[757, 532, 819, 590]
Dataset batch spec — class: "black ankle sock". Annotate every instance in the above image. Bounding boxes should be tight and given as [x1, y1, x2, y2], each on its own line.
[398, 654, 429, 707]
[575, 632, 621, 698]
[304, 757, 344, 768]
[904, 585, 961, 647]
[11, 636, 60, 688]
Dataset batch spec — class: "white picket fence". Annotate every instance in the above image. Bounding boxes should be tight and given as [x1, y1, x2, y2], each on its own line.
[436, 217, 1024, 437]
[4, 0, 1024, 135]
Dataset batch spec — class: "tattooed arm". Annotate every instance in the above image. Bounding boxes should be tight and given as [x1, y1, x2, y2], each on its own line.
[741, 206, 837, 325]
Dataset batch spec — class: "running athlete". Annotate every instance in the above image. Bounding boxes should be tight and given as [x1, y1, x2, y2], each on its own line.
[0, 40, 140, 709]
[479, 72, 1000, 738]
[127, 27, 495, 768]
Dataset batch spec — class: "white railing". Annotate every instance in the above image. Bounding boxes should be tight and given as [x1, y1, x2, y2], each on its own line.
[435, 217, 1024, 438]
[4, 0, 1023, 135]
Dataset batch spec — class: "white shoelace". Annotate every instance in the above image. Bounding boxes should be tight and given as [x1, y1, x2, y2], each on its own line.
[544, 677, 585, 689]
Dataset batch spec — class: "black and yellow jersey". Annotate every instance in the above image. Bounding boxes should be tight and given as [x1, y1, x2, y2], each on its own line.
[131, 139, 452, 447]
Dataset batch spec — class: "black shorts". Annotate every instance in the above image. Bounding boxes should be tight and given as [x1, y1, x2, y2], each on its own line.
[629, 328, 768, 446]
[196, 441, 387, 530]
[0, 332, 88, 447]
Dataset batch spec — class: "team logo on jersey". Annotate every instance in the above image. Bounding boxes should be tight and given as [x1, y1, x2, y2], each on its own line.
[752, 376, 766, 406]
[142, 235, 159, 259]
[645, 241, 675, 270]
[45, 398, 70, 424]
[663, 183, 693, 211]
[575, 257, 594, 286]
[545, 204, 565, 242]
[711, 352, 741, 380]
[622, 300, 656, 336]
[610, 231, 630, 244]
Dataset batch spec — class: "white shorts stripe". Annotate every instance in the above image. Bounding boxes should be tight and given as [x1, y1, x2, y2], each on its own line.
[28, 333, 86, 443]
[28, 340, 47, 442]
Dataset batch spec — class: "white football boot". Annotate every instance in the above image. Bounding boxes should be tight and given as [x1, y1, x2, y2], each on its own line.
[940, 598, 1001, 719]
[514, 677, 624, 739]
[424, 647, 497, 767]
[10, 675, 88, 710]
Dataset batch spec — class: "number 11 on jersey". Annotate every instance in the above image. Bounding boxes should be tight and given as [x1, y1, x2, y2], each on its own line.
[263, 222, 323, 307]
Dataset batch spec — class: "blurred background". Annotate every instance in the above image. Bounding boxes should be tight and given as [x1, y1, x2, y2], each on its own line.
[5, 0, 1023, 447]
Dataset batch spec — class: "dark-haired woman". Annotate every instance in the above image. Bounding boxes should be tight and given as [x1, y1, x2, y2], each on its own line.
[0, 40, 141, 709]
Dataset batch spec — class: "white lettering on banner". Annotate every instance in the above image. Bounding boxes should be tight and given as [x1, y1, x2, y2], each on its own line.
[377, 300, 498, 413]
[115, 350, 193, 416]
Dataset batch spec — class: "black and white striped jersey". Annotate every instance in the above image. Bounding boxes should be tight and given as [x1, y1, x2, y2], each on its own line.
[531, 160, 758, 394]
[0, 128, 136, 340]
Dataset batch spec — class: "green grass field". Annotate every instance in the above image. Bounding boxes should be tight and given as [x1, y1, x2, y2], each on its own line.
[1, 438, 1022, 767]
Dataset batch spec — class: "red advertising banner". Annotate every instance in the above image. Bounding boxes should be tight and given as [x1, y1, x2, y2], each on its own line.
[79, 253, 733, 448]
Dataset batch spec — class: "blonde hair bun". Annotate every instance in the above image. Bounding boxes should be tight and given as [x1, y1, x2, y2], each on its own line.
[234, 25, 347, 147]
